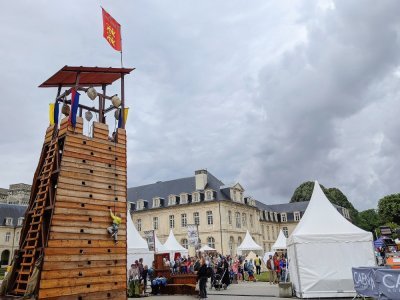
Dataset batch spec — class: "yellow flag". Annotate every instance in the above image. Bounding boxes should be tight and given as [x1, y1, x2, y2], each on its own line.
[49, 103, 55, 125]
[124, 107, 129, 124]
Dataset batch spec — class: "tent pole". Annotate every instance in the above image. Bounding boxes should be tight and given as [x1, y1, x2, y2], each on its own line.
[293, 243, 302, 298]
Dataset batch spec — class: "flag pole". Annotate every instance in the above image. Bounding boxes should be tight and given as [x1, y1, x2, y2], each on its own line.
[120, 51, 123, 68]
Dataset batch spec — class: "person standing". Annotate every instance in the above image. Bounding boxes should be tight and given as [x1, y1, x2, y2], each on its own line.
[255, 255, 262, 275]
[279, 257, 287, 282]
[197, 257, 208, 300]
[273, 254, 280, 284]
[266, 255, 275, 285]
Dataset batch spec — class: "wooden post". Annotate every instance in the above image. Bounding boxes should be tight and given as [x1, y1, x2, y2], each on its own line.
[121, 74, 125, 129]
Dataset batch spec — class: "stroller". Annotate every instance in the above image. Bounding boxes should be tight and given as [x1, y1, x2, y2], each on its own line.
[211, 267, 227, 291]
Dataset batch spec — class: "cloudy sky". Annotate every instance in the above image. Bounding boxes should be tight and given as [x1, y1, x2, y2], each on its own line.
[1, 0, 399, 211]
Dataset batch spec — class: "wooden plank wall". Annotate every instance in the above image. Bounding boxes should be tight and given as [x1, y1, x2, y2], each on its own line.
[38, 118, 127, 300]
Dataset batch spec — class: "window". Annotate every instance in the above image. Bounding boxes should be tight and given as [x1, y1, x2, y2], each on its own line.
[16, 232, 20, 241]
[207, 211, 213, 225]
[294, 211, 301, 221]
[239, 192, 243, 202]
[235, 212, 241, 228]
[169, 215, 175, 229]
[269, 212, 274, 221]
[192, 192, 200, 202]
[181, 238, 188, 249]
[153, 217, 158, 230]
[242, 213, 247, 227]
[137, 200, 144, 210]
[17, 217, 24, 226]
[181, 213, 187, 227]
[207, 236, 215, 248]
[5, 218, 13, 226]
[152, 197, 160, 208]
[281, 213, 287, 222]
[180, 193, 187, 204]
[267, 226, 270, 240]
[262, 225, 265, 239]
[136, 219, 142, 231]
[274, 212, 278, 222]
[168, 195, 176, 206]
[272, 226, 275, 239]
[5, 232, 11, 242]
[283, 226, 289, 238]
[250, 214, 254, 227]
[265, 211, 269, 221]
[229, 236, 234, 255]
[206, 190, 213, 200]
[193, 212, 200, 225]
[228, 211, 232, 225]
[238, 236, 242, 246]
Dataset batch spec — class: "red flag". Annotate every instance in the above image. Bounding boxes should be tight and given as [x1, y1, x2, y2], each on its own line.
[102, 8, 122, 51]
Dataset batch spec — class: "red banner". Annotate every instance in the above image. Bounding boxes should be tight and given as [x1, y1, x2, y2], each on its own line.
[102, 8, 122, 51]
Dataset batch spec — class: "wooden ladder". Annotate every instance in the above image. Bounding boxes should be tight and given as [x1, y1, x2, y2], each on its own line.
[13, 138, 58, 295]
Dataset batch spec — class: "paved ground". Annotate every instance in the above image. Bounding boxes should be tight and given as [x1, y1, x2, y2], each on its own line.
[130, 281, 290, 299]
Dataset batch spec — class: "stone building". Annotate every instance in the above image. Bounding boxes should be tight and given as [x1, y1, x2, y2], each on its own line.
[0, 203, 27, 266]
[0, 183, 31, 205]
[128, 170, 351, 256]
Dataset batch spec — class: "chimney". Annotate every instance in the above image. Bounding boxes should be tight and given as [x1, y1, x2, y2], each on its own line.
[195, 169, 208, 190]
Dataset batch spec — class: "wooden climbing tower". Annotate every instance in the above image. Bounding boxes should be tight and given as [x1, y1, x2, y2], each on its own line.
[5, 66, 134, 299]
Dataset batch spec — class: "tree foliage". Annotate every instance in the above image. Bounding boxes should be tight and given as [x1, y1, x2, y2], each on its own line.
[378, 193, 400, 224]
[290, 181, 358, 215]
[356, 209, 382, 233]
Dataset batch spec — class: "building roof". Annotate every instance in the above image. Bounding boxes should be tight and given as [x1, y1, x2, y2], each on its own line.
[127, 171, 229, 204]
[0, 203, 27, 226]
[0, 188, 8, 195]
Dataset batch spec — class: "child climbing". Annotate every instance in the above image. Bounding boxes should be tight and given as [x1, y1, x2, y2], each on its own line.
[107, 208, 122, 243]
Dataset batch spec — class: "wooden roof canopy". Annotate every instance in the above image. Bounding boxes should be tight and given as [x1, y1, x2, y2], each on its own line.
[39, 65, 135, 88]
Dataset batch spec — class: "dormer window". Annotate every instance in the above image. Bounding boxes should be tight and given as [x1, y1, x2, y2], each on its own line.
[281, 213, 287, 222]
[17, 217, 24, 226]
[192, 192, 200, 203]
[294, 211, 301, 221]
[265, 211, 269, 221]
[136, 199, 148, 210]
[180, 193, 188, 204]
[269, 211, 274, 222]
[5, 218, 13, 226]
[168, 195, 176, 206]
[205, 190, 214, 201]
[274, 212, 278, 222]
[152, 197, 160, 208]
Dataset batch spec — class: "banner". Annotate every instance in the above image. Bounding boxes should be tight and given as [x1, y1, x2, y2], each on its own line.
[375, 268, 400, 300]
[187, 225, 198, 247]
[49, 103, 55, 125]
[144, 230, 154, 251]
[352, 267, 379, 298]
[102, 8, 122, 51]
[352, 267, 400, 300]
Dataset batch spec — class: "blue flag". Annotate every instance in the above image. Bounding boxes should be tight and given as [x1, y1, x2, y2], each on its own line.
[68, 89, 80, 127]
[54, 101, 59, 125]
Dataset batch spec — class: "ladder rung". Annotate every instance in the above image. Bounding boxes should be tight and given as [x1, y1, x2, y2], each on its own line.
[20, 263, 32, 266]
[14, 288, 26, 293]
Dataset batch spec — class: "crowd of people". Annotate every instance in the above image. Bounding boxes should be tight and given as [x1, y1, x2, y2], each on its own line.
[266, 252, 288, 284]
[128, 251, 288, 299]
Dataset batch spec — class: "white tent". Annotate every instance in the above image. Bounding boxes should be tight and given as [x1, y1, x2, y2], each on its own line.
[272, 229, 287, 251]
[158, 230, 189, 258]
[287, 181, 375, 298]
[237, 230, 263, 254]
[127, 216, 153, 271]
[154, 233, 166, 253]
[197, 245, 217, 252]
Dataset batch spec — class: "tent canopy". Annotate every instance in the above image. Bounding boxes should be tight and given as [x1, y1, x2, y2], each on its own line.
[197, 245, 216, 252]
[127, 216, 148, 250]
[162, 230, 188, 252]
[288, 181, 372, 244]
[287, 181, 375, 298]
[272, 229, 287, 250]
[237, 230, 263, 251]
[154, 233, 166, 253]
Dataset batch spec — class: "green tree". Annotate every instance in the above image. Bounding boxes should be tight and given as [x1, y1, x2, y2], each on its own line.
[290, 181, 359, 222]
[378, 194, 400, 224]
[290, 181, 328, 203]
[356, 209, 382, 233]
